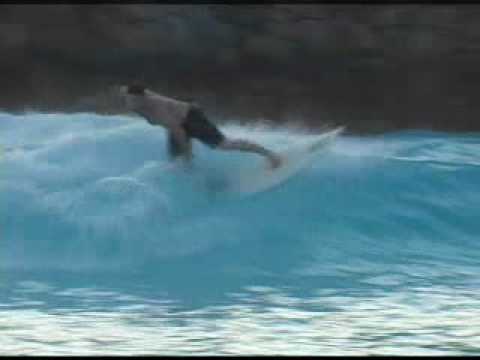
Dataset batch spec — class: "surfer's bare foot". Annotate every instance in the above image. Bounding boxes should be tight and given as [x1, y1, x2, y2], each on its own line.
[268, 154, 282, 169]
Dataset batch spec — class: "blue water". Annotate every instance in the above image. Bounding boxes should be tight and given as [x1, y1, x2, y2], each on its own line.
[1, 112, 480, 355]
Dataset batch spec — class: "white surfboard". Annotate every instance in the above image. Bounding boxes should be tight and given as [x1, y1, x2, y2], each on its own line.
[227, 126, 344, 195]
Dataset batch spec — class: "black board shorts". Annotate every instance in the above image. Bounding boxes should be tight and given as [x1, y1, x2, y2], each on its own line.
[167, 107, 225, 158]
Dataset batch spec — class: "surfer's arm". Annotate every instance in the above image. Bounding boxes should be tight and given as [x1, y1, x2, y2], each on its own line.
[218, 139, 282, 169]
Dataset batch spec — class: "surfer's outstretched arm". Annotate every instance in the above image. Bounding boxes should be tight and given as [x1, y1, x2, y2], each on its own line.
[218, 138, 282, 169]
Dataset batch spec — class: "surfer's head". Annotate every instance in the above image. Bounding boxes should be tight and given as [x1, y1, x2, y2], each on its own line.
[126, 83, 146, 96]
[117, 83, 147, 110]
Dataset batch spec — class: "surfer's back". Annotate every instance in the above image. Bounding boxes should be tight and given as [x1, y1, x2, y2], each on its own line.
[122, 86, 191, 128]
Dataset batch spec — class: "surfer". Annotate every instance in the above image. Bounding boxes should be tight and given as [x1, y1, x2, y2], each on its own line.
[116, 84, 282, 169]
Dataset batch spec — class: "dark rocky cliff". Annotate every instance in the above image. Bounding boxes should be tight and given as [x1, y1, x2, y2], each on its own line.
[1, 4, 480, 132]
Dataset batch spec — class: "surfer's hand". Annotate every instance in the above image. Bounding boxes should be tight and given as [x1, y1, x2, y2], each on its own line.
[268, 154, 282, 169]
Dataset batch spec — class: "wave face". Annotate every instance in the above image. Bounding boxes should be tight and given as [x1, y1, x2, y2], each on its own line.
[1, 112, 480, 355]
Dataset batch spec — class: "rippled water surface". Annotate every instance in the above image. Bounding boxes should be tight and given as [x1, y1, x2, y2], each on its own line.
[1, 112, 479, 355]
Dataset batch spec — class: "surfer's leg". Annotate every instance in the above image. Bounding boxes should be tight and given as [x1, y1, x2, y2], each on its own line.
[167, 131, 193, 163]
[183, 108, 225, 149]
[182, 108, 281, 168]
[218, 138, 282, 169]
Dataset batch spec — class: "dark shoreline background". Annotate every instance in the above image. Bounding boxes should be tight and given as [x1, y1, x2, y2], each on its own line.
[1, 4, 480, 133]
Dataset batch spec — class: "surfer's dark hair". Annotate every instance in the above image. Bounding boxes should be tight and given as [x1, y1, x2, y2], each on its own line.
[127, 83, 146, 96]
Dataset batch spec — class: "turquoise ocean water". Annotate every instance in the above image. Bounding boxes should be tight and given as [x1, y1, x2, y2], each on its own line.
[1, 112, 479, 355]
